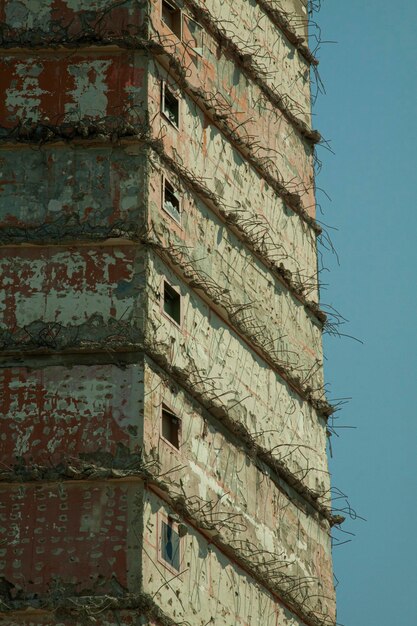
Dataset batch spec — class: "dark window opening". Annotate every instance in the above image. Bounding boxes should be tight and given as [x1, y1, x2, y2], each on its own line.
[163, 178, 181, 222]
[162, 84, 180, 128]
[161, 405, 181, 448]
[162, 0, 182, 38]
[163, 281, 181, 325]
[161, 518, 180, 570]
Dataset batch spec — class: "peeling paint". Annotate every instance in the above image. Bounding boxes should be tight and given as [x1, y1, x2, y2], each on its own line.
[0, 0, 335, 624]
[0, 483, 140, 595]
[0, 52, 147, 127]
[0, 363, 144, 466]
[0, 145, 146, 239]
[0, 0, 146, 43]
[0, 246, 143, 329]
[5, 0, 54, 30]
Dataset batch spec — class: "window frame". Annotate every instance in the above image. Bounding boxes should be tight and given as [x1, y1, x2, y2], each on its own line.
[161, 278, 182, 328]
[161, 0, 183, 40]
[162, 174, 182, 224]
[158, 513, 182, 574]
[161, 80, 180, 130]
[184, 16, 204, 57]
[160, 402, 182, 450]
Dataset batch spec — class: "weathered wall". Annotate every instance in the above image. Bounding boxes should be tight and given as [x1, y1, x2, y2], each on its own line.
[142, 357, 334, 613]
[147, 133, 317, 301]
[0, 362, 144, 467]
[0, 145, 147, 242]
[264, 0, 310, 40]
[0, 245, 146, 353]
[148, 152, 323, 389]
[145, 251, 329, 496]
[0, 0, 335, 624]
[0, 481, 143, 596]
[149, 57, 316, 223]
[201, 0, 312, 124]
[143, 490, 306, 626]
[0, 615, 150, 626]
[0, 51, 147, 130]
[0, 0, 146, 40]
[148, 0, 316, 206]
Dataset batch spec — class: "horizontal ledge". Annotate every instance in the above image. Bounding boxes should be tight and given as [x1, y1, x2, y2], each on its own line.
[0, 21, 321, 144]
[256, 0, 319, 66]
[0, 581, 335, 626]
[151, 47, 322, 234]
[0, 592, 182, 626]
[0, 473, 337, 626]
[182, 0, 320, 143]
[0, 347, 339, 524]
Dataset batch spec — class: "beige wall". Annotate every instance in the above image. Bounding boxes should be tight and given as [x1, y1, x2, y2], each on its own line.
[148, 154, 324, 391]
[143, 490, 308, 626]
[143, 358, 334, 613]
[145, 252, 329, 496]
[202, 0, 312, 124]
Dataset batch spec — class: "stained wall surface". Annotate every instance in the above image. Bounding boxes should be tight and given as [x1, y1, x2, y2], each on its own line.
[0, 363, 144, 466]
[0, 145, 147, 239]
[0, 481, 143, 594]
[0, 1, 335, 625]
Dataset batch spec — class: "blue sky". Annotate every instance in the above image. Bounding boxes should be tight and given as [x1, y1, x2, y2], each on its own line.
[313, 2, 417, 625]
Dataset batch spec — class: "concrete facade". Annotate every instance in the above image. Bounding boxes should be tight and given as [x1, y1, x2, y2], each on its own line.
[0, 1, 338, 625]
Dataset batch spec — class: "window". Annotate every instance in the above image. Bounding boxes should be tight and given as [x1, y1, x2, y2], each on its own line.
[161, 82, 180, 129]
[161, 0, 182, 39]
[163, 281, 181, 325]
[160, 517, 180, 571]
[162, 177, 181, 222]
[186, 18, 203, 56]
[161, 404, 181, 448]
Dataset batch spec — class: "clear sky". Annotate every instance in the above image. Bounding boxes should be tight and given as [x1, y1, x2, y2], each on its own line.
[313, 1, 417, 625]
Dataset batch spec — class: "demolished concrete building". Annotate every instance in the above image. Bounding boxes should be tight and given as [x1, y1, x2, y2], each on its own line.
[0, 0, 339, 624]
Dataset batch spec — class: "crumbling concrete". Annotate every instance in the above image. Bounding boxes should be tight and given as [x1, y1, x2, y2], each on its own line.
[0, 145, 146, 235]
[146, 249, 329, 492]
[0, 363, 145, 464]
[0, 1, 336, 624]
[196, 0, 312, 124]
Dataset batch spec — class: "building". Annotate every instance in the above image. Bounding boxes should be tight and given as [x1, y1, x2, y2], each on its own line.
[0, 1, 339, 625]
